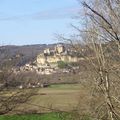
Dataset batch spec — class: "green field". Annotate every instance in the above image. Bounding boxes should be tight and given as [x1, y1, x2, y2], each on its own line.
[0, 113, 92, 120]
[0, 113, 63, 120]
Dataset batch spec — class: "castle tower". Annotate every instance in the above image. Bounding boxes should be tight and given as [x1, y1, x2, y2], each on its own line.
[44, 48, 50, 55]
[55, 44, 65, 54]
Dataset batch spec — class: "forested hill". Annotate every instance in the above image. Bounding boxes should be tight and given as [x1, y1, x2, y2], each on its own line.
[0, 41, 118, 69]
[0, 44, 56, 68]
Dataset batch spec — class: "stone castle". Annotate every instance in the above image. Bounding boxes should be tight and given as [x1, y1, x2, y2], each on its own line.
[13, 44, 80, 75]
[36, 44, 78, 67]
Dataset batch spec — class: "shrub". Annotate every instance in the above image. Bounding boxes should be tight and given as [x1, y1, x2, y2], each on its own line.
[57, 61, 68, 69]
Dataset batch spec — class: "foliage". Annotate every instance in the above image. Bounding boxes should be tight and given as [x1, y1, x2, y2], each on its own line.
[57, 61, 68, 69]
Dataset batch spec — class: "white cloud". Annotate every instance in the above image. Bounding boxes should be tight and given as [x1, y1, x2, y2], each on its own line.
[0, 7, 81, 21]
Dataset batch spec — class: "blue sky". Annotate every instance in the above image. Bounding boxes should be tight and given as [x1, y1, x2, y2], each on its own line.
[0, 0, 81, 45]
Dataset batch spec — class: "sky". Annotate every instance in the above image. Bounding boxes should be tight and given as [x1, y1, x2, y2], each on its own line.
[0, 0, 81, 45]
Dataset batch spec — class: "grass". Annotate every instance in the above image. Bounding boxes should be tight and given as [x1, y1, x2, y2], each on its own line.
[0, 113, 92, 120]
[0, 84, 92, 120]
[0, 84, 90, 115]
[49, 84, 81, 90]
[0, 113, 62, 120]
[15, 84, 83, 113]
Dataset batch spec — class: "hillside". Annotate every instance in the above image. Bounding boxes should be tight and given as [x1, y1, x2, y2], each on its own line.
[0, 44, 57, 68]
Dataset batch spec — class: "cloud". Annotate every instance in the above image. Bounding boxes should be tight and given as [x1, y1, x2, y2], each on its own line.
[0, 7, 81, 21]
[32, 7, 80, 20]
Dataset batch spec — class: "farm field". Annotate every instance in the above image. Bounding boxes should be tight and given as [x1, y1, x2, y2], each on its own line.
[15, 84, 89, 113]
[1, 84, 90, 114]
[0, 84, 91, 120]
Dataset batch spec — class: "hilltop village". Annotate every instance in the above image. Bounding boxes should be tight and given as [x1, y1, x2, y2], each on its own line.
[13, 44, 81, 75]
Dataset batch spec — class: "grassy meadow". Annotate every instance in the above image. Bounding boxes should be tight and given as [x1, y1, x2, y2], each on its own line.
[0, 113, 63, 120]
[0, 112, 92, 120]
[15, 84, 90, 113]
[0, 84, 91, 120]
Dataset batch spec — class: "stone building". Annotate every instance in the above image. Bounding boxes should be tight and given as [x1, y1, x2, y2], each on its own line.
[13, 44, 80, 75]
[55, 44, 65, 54]
[37, 54, 47, 65]
[36, 44, 79, 66]
[44, 48, 51, 55]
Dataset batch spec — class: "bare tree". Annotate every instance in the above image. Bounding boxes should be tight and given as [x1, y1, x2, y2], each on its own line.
[0, 89, 36, 115]
[0, 65, 37, 115]
[81, 1, 120, 119]
[57, 0, 120, 120]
